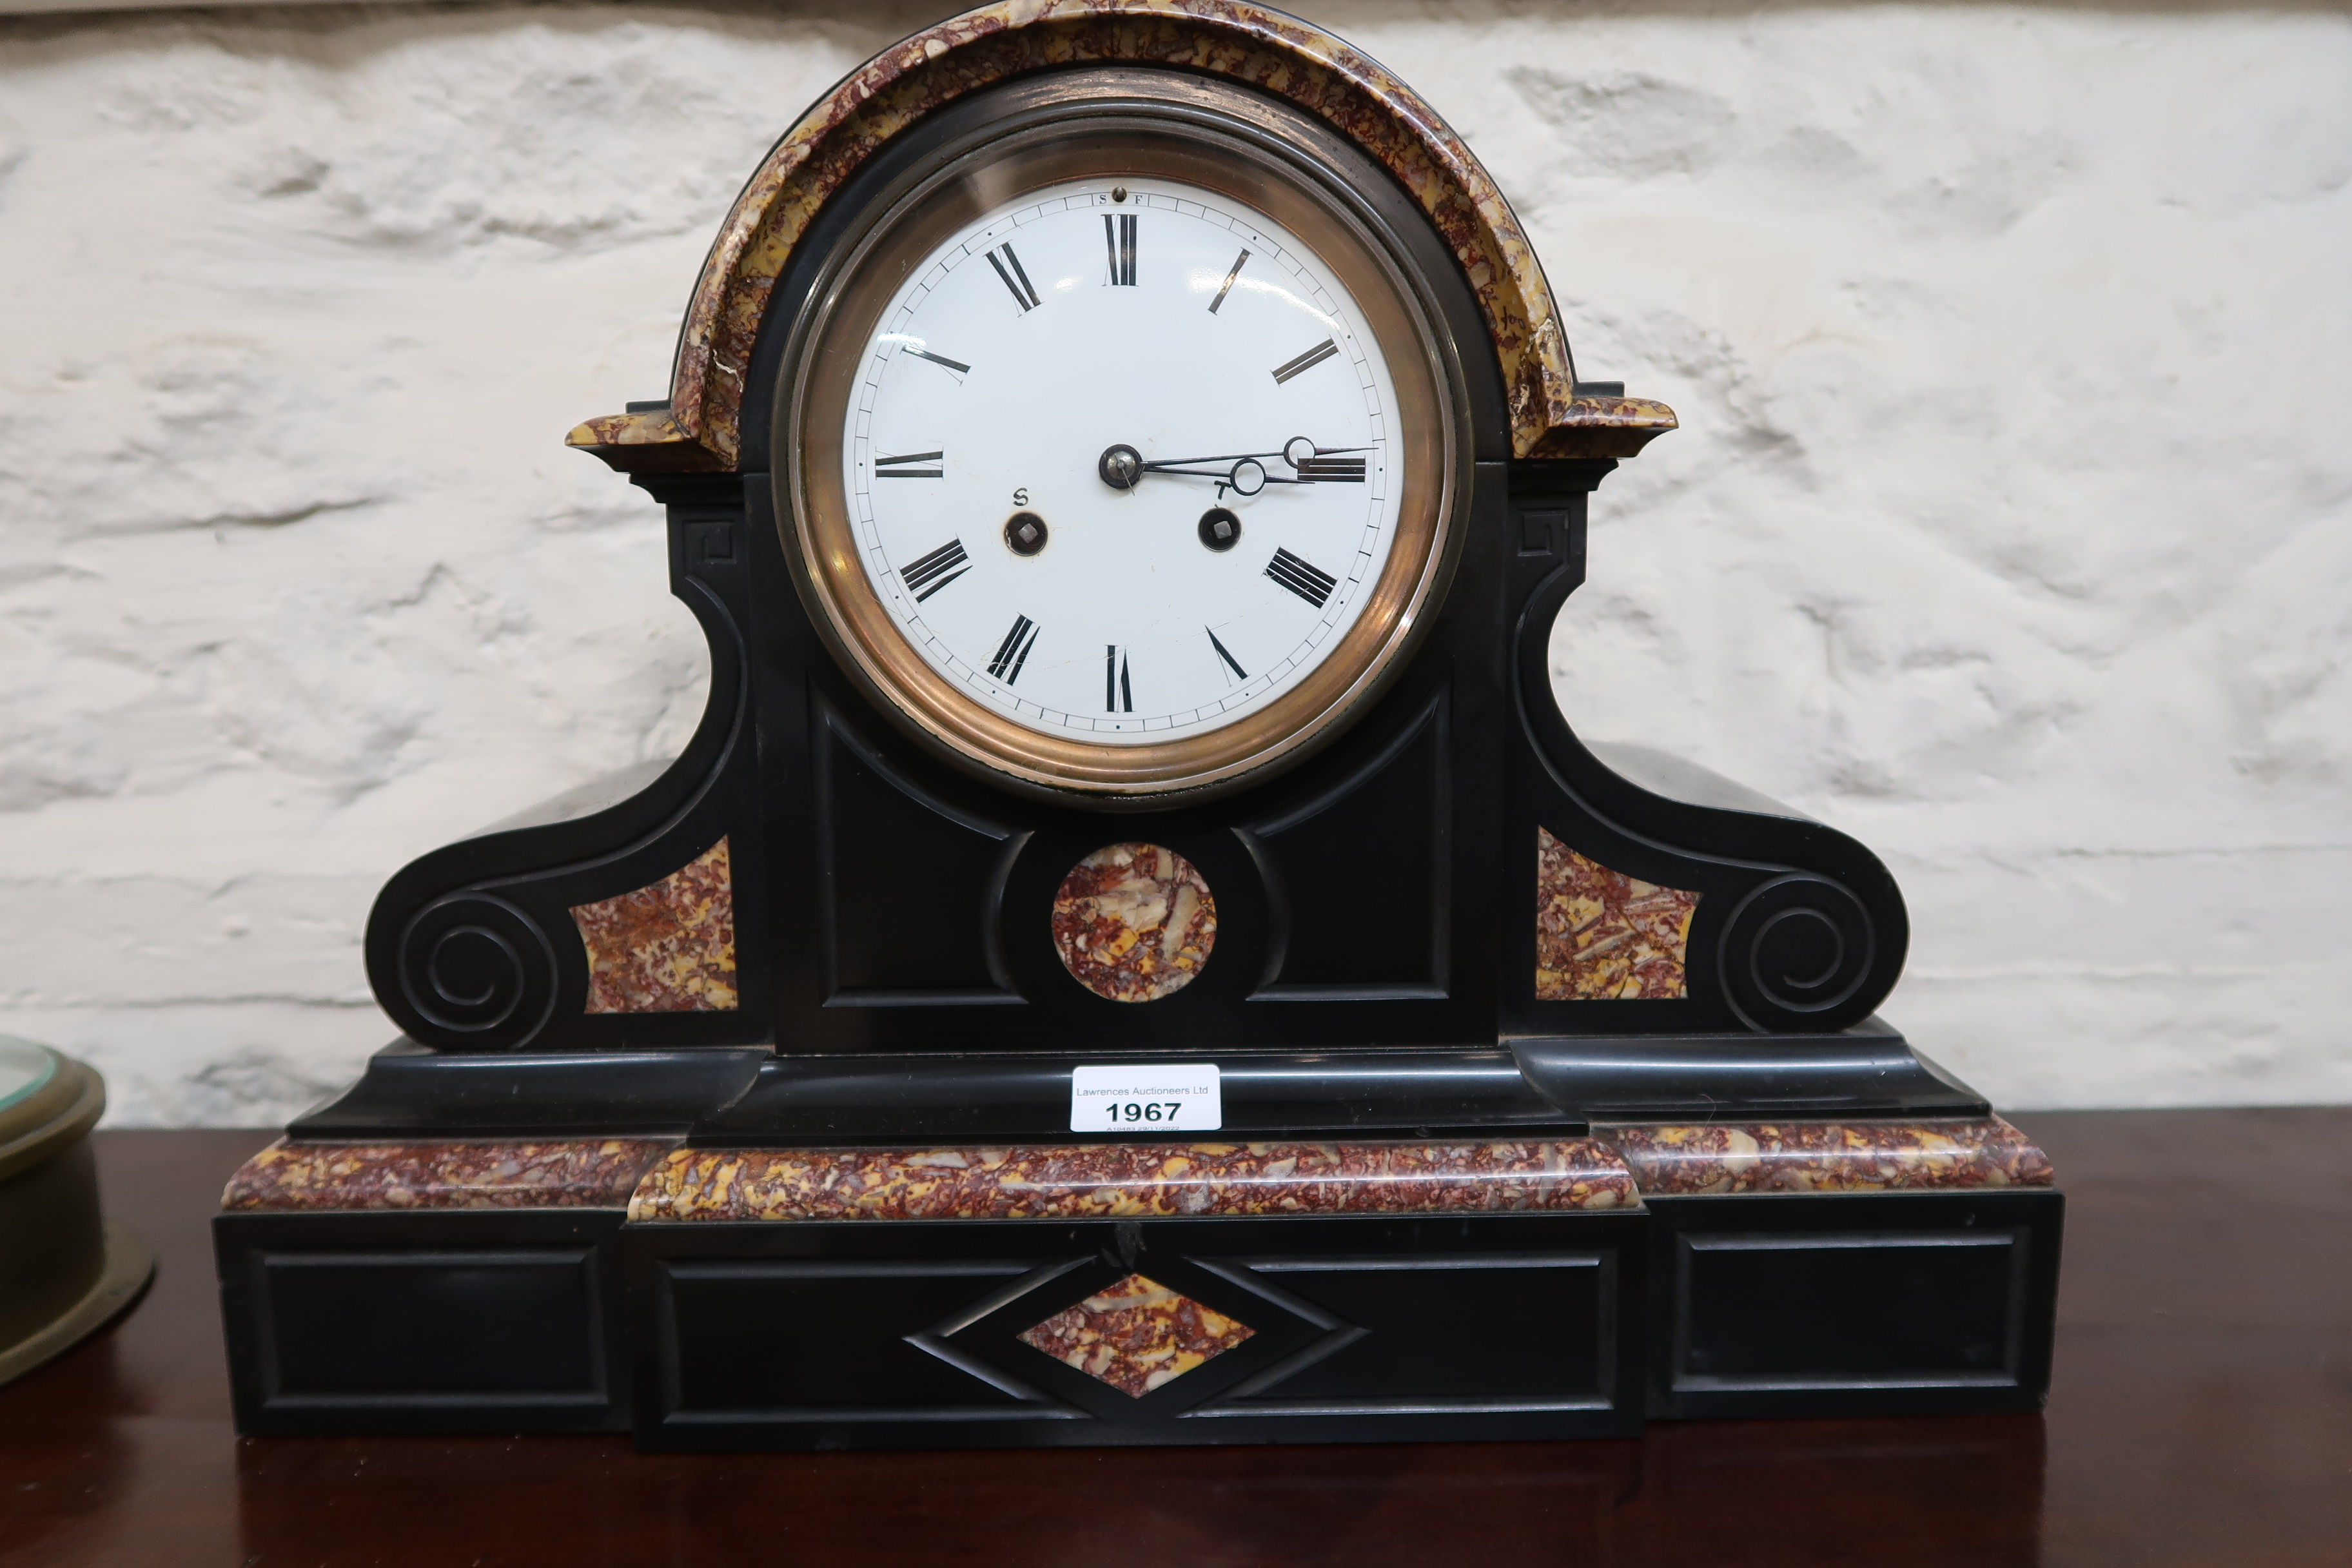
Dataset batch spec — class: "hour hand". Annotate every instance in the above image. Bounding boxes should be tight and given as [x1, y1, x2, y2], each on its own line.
[1141, 449, 1296, 498]
[1101, 438, 1371, 497]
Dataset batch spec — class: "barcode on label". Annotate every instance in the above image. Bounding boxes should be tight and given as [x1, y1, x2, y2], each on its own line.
[1070, 1063, 1222, 1133]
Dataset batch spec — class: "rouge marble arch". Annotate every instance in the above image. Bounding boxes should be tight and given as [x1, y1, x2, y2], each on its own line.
[1017, 1273, 1256, 1397]
[1597, 1119, 2057, 1197]
[1534, 827, 1700, 1001]
[625, 1139, 1636, 1223]
[569, 838, 738, 1014]
[220, 1139, 674, 1213]
[564, 0, 1678, 473]
[1051, 843, 1217, 1002]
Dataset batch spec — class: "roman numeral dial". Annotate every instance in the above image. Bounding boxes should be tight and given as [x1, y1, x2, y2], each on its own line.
[1294, 455, 1364, 482]
[875, 451, 943, 478]
[834, 170, 1421, 765]
[1104, 645, 1133, 712]
[899, 539, 971, 602]
[1265, 547, 1338, 609]
[1206, 627, 1247, 681]
[986, 243, 1041, 313]
[1208, 250, 1248, 313]
[1272, 339, 1340, 384]
[1102, 214, 1137, 286]
[988, 616, 1039, 683]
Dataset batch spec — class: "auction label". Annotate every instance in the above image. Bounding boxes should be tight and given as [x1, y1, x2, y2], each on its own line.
[1070, 1063, 1222, 1133]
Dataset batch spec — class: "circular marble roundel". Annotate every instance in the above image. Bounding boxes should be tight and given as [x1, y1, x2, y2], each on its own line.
[1051, 843, 1217, 1002]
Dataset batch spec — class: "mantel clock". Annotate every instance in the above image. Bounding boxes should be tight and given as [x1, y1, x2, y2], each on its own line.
[215, 3, 2062, 1451]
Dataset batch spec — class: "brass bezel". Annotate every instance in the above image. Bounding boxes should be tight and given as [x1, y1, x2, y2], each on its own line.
[778, 82, 1467, 805]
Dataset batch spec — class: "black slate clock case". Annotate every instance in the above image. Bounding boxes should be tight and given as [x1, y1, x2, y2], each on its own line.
[358, 68, 1923, 1083]
[225, 56, 2061, 1446]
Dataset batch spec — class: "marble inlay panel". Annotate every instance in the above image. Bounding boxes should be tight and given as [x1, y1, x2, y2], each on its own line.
[221, 1139, 672, 1212]
[1600, 1118, 2056, 1197]
[1535, 827, 1700, 1001]
[628, 1139, 1634, 1223]
[566, 1, 1678, 473]
[1018, 1274, 1254, 1397]
[570, 838, 738, 1014]
[1052, 843, 1216, 1003]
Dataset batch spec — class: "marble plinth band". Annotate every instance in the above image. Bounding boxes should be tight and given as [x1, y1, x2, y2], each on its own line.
[1596, 1118, 2055, 1196]
[221, 1139, 674, 1213]
[217, 1119, 2053, 1217]
[625, 1139, 1636, 1223]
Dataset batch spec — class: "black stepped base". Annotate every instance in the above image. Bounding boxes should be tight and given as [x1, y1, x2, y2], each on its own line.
[215, 1209, 633, 1436]
[628, 1211, 1647, 1450]
[699, 1048, 1583, 1145]
[1514, 1018, 1989, 1120]
[286, 1017, 1975, 1145]
[289, 1043, 767, 1140]
[1643, 1189, 2063, 1420]
[215, 1189, 2060, 1446]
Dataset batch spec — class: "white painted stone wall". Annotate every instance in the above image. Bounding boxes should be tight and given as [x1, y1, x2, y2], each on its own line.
[0, 1, 2344, 1124]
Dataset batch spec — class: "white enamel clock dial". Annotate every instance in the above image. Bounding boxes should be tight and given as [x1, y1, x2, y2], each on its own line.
[845, 177, 1402, 745]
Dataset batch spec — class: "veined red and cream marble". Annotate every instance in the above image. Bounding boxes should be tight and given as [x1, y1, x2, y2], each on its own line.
[221, 1139, 672, 1212]
[1600, 1118, 2056, 1197]
[565, 0, 1676, 473]
[1535, 827, 1700, 1001]
[1052, 843, 1215, 1002]
[569, 838, 738, 1014]
[1018, 1273, 1254, 1396]
[626, 1138, 1634, 1223]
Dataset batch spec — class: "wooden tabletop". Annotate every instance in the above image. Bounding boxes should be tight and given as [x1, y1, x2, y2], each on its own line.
[1, 1110, 2346, 1567]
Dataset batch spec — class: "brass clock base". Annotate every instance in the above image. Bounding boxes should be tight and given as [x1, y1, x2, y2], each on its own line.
[0, 1039, 156, 1389]
[0, 1220, 152, 1389]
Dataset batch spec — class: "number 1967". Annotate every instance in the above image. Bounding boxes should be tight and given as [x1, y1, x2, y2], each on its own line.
[1109, 1102, 1182, 1123]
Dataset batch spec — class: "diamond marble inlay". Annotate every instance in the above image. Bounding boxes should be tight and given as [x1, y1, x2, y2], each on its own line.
[1016, 1274, 1254, 1398]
